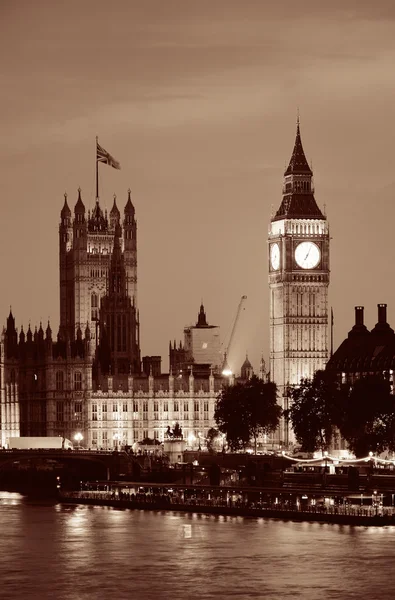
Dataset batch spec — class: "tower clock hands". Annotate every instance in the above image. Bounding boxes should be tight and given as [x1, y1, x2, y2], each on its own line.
[304, 246, 312, 263]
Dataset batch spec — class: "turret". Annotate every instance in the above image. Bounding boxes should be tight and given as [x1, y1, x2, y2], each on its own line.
[123, 189, 136, 249]
[110, 194, 121, 231]
[196, 303, 208, 327]
[241, 354, 253, 380]
[45, 321, 53, 357]
[5, 308, 18, 358]
[60, 192, 72, 226]
[74, 187, 85, 222]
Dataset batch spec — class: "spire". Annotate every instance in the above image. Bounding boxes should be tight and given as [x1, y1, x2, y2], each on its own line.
[61, 192, 71, 218]
[110, 194, 121, 218]
[273, 119, 324, 222]
[284, 119, 312, 176]
[196, 303, 208, 327]
[74, 187, 85, 214]
[124, 188, 135, 215]
[7, 307, 15, 330]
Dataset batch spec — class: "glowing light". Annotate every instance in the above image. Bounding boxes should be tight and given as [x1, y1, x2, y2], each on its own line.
[222, 368, 233, 377]
[74, 432, 83, 448]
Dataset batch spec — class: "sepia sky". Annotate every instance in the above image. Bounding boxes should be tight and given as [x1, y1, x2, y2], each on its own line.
[1, 0, 395, 373]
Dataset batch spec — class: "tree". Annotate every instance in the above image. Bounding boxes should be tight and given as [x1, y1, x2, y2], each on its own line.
[287, 370, 345, 453]
[338, 375, 395, 457]
[214, 375, 281, 452]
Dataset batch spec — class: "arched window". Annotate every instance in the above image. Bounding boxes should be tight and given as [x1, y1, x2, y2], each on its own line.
[56, 371, 64, 392]
[74, 371, 82, 391]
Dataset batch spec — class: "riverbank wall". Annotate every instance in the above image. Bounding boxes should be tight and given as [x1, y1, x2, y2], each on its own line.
[59, 493, 395, 527]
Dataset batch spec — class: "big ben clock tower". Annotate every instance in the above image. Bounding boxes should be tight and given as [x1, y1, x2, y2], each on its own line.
[268, 120, 330, 447]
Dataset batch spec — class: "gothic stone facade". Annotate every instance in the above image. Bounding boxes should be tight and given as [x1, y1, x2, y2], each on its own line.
[0, 189, 230, 449]
[268, 122, 330, 445]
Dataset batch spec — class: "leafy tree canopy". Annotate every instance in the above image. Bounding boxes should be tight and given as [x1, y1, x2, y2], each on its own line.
[288, 371, 395, 457]
[338, 375, 395, 457]
[287, 370, 346, 453]
[214, 375, 281, 452]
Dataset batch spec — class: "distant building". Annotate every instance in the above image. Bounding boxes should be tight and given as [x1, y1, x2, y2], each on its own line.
[170, 304, 221, 375]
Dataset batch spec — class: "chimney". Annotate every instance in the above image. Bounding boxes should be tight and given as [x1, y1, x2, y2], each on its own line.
[355, 306, 364, 327]
[378, 304, 387, 324]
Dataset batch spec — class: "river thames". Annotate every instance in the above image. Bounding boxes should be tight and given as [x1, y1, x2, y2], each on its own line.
[1, 491, 395, 599]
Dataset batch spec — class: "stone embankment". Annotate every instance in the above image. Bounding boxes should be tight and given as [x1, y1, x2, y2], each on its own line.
[60, 491, 395, 527]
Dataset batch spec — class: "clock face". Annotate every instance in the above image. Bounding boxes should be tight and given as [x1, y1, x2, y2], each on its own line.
[270, 243, 280, 271]
[295, 241, 321, 269]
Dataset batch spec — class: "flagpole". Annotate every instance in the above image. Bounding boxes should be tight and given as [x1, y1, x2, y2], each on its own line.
[96, 135, 99, 201]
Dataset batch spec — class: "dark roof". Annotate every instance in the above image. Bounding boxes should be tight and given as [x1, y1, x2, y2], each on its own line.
[274, 192, 324, 220]
[284, 122, 312, 176]
[327, 320, 395, 373]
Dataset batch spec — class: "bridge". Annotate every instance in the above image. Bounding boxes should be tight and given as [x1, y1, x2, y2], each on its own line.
[0, 448, 140, 485]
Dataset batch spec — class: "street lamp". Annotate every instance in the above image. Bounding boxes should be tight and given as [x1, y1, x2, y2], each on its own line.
[74, 432, 83, 449]
[188, 433, 196, 449]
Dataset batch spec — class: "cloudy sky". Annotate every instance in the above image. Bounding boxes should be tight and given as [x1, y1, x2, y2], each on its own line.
[1, 0, 395, 372]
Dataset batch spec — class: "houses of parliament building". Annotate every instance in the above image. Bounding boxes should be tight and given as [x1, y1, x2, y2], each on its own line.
[0, 187, 259, 450]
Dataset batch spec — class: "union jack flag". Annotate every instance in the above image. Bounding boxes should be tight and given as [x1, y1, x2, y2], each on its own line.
[96, 141, 121, 170]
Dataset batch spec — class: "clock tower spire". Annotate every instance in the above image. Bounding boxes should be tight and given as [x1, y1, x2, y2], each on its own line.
[268, 120, 330, 448]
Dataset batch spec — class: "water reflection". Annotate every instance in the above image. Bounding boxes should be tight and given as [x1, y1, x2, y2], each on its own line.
[0, 496, 395, 599]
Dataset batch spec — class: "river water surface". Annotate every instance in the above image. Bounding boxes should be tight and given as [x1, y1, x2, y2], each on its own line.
[1, 491, 395, 599]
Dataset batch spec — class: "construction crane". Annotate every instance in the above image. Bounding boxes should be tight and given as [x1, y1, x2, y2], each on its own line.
[222, 295, 247, 376]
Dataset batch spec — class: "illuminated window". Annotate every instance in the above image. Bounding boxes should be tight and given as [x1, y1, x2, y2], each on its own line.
[74, 402, 82, 420]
